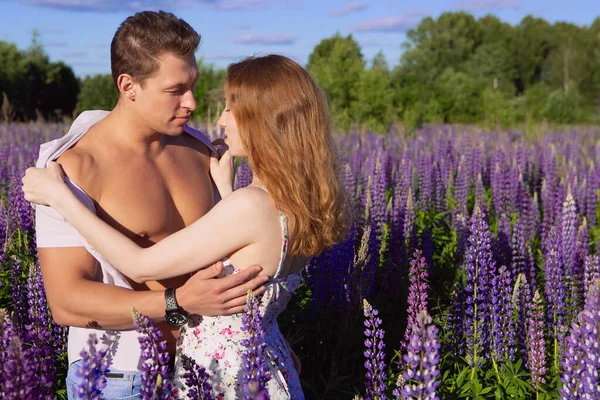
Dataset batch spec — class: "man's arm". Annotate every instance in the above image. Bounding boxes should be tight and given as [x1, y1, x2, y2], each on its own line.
[39, 246, 268, 329]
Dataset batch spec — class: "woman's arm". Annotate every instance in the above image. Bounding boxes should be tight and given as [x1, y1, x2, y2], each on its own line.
[23, 161, 265, 283]
[50, 187, 262, 283]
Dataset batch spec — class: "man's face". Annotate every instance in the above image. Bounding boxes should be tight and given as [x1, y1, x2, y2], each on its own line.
[133, 52, 198, 136]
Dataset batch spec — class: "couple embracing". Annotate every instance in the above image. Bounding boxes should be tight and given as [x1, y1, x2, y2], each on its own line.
[22, 10, 346, 400]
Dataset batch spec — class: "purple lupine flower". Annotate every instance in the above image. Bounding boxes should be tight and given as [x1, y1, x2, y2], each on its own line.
[388, 167, 405, 269]
[584, 255, 600, 298]
[446, 283, 465, 360]
[363, 299, 387, 400]
[418, 153, 433, 212]
[179, 353, 213, 399]
[234, 160, 252, 190]
[569, 218, 589, 313]
[0, 308, 17, 389]
[541, 179, 555, 249]
[240, 290, 271, 400]
[132, 309, 171, 400]
[527, 291, 547, 391]
[433, 161, 446, 213]
[516, 275, 533, 369]
[511, 218, 528, 279]
[491, 265, 516, 362]
[560, 188, 577, 281]
[491, 161, 507, 217]
[3, 336, 38, 399]
[454, 156, 468, 212]
[401, 310, 440, 400]
[73, 334, 109, 400]
[475, 173, 488, 218]
[453, 206, 468, 266]
[404, 187, 416, 256]
[494, 212, 511, 272]
[2, 310, 38, 399]
[421, 228, 434, 271]
[25, 262, 57, 397]
[544, 225, 567, 342]
[559, 279, 600, 399]
[585, 162, 597, 226]
[400, 249, 430, 357]
[524, 192, 540, 245]
[7, 255, 30, 337]
[372, 157, 388, 243]
[372, 157, 389, 269]
[463, 204, 495, 365]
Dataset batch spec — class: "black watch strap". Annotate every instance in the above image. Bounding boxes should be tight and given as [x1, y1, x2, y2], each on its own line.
[165, 287, 180, 311]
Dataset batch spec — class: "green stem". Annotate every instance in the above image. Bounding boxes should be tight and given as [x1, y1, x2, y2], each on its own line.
[491, 356, 501, 385]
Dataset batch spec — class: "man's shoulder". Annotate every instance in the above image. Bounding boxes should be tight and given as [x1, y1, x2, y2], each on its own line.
[56, 143, 99, 197]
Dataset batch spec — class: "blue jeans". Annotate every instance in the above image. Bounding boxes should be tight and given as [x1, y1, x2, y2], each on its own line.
[66, 360, 172, 399]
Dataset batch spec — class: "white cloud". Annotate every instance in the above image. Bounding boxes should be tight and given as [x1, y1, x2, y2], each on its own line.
[235, 34, 297, 45]
[457, 0, 520, 11]
[330, 2, 367, 16]
[351, 10, 429, 33]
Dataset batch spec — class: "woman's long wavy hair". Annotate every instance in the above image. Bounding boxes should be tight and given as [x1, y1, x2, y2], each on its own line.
[225, 54, 347, 257]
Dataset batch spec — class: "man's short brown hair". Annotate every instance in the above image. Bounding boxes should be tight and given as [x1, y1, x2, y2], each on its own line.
[110, 10, 200, 89]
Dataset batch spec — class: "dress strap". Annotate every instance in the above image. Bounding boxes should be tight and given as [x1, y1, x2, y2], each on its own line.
[250, 184, 289, 278]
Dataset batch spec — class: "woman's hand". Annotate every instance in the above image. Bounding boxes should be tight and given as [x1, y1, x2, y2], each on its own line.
[210, 138, 234, 198]
[22, 161, 69, 207]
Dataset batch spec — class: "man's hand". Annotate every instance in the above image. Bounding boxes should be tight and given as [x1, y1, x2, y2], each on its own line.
[177, 261, 269, 316]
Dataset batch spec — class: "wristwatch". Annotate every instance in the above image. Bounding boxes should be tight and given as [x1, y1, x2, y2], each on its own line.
[164, 287, 188, 327]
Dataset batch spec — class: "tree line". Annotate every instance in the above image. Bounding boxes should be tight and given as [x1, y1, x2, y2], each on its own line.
[1, 12, 600, 131]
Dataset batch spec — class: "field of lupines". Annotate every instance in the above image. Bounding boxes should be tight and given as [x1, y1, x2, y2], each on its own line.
[1, 122, 600, 399]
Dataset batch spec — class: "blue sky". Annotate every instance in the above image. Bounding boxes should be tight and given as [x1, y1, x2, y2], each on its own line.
[1, 0, 598, 78]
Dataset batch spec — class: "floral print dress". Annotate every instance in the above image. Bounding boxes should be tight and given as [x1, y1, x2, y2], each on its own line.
[174, 212, 305, 399]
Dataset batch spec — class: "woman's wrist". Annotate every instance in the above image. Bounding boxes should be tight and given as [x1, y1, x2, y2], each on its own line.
[218, 183, 233, 198]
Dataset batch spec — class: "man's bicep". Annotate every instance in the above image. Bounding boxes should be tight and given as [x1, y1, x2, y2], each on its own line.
[38, 247, 99, 323]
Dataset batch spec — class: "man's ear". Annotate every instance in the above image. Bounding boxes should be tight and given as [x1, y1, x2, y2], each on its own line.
[117, 74, 136, 100]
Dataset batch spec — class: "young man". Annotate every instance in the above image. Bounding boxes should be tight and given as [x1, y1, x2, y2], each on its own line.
[34, 11, 268, 398]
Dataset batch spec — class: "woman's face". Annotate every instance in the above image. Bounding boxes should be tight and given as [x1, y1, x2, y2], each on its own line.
[217, 103, 247, 157]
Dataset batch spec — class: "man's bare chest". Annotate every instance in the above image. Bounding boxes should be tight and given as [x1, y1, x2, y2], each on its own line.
[93, 158, 214, 246]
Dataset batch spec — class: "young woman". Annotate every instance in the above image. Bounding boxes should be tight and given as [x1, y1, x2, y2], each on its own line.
[22, 54, 346, 398]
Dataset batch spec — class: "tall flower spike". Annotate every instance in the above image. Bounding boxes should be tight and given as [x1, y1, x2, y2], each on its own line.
[544, 225, 567, 342]
[559, 279, 600, 399]
[527, 291, 547, 391]
[73, 334, 109, 400]
[463, 204, 495, 365]
[179, 353, 213, 399]
[584, 255, 600, 298]
[132, 309, 171, 400]
[401, 310, 440, 400]
[491, 265, 515, 362]
[363, 299, 387, 400]
[0, 309, 17, 390]
[25, 262, 57, 397]
[240, 290, 270, 400]
[400, 249, 430, 361]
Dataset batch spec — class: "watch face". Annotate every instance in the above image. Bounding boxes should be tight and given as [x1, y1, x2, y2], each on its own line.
[166, 313, 188, 327]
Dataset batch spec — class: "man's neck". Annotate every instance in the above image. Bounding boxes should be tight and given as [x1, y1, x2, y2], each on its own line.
[101, 103, 169, 156]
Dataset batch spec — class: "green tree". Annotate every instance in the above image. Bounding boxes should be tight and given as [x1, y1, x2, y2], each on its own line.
[352, 52, 395, 133]
[77, 74, 118, 112]
[192, 58, 226, 123]
[307, 33, 365, 130]
[514, 16, 553, 94]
